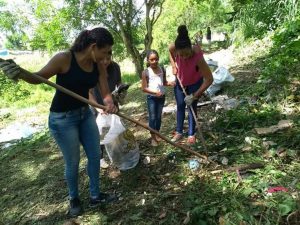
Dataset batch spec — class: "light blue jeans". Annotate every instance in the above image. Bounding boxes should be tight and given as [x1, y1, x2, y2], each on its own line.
[48, 106, 100, 199]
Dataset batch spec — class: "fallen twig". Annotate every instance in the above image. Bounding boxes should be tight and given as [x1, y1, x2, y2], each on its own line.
[210, 163, 264, 174]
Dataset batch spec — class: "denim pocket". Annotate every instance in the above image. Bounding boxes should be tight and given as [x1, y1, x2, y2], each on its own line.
[49, 111, 67, 120]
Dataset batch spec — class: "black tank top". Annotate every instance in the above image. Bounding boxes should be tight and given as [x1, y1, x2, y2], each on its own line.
[50, 51, 99, 112]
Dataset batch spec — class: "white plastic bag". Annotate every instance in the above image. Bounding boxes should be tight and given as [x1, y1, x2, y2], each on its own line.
[212, 67, 234, 84]
[96, 114, 140, 170]
[206, 66, 234, 97]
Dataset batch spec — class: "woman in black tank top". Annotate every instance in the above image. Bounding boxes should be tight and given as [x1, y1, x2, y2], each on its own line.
[0, 27, 118, 217]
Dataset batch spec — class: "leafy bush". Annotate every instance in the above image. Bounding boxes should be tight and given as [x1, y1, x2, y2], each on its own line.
[259, 16, 300, 83]
[233, 0, 300, 44]
[0, 51, 57, 107]
[0, 74, 30, 104]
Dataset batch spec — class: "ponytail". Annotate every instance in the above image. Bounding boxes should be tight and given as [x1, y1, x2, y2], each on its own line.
[175, 25, 192, 49]
[70, 27, 114, 52]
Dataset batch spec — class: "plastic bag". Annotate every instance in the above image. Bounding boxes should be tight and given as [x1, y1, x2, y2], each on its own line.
[206, 66, 234, 97]
[96, 114, 140, 170]
[206, 59, 218, 72]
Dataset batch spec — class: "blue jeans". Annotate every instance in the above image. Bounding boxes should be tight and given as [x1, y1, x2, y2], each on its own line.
[147, 95, 165, 132]
[174, 78, 203, 136]
[48, 106, 100, 199]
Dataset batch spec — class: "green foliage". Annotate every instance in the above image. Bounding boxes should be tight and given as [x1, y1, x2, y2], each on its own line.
[0, 11, 15, 31]
[0, 54, 54, 108]
[232, 0, 300, 44]
[0, 1, 30, 49]
[30, 17, 70, 52]
[0, 73, 30, 104]
[5, 32, 29, 50]
[30, 2, 70, 52]
[122, 73, 140, 84]
[152, 0, 232, 59]
[215, 105, 282, 132]
[0, 72, 53, 108]
[259, 16, 300, 83]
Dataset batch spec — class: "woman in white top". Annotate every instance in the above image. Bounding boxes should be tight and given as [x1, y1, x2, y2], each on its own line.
[141, 50, 175, 146]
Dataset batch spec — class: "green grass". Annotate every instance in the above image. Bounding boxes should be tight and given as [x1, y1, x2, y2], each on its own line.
[122, 72, 140, 84]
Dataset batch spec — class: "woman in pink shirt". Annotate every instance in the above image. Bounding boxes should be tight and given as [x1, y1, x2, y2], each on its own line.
[169, 25, 213, 144]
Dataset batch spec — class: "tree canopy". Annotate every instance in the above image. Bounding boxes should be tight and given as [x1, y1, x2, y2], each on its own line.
[0, 0, 299, 74]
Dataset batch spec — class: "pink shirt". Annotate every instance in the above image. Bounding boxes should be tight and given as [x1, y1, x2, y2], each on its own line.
[175, 50, 203, 86]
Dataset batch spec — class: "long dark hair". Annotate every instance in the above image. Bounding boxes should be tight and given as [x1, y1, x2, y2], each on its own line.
[70, 27, 114, 52]
[146, 49, 159, 67]
[175, 25, 192, 49]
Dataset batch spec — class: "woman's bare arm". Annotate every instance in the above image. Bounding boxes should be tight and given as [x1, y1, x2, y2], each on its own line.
[194, 57, 213, 98]
[19, 52, 70, 84]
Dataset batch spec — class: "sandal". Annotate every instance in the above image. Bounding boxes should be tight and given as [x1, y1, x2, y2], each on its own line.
[187, 136, 196, 145]
[155, 135, 162, 142]
[151, 139, 158, 147]
[171, 132, 183, 142]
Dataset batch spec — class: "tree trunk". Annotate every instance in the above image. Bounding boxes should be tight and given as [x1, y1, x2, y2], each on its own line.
[123, 39, 143, 77]
[144, 1, 154, 52]
[116, 23, 144, 77]
[109, 0, 165, 77]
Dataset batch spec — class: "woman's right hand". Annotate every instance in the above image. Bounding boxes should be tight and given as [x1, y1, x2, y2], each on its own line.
[156, 91, 163, 97]
[168, 81, 176, 87]
[96, 108, 105, 114]
[0, 59, 21, 81]
[103, 97, 118, 114]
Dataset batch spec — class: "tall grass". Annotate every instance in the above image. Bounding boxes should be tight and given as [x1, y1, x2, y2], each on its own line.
[122, 73, 140, 84]
[0, 53, 52, 108]
[233, 0, 300, 44]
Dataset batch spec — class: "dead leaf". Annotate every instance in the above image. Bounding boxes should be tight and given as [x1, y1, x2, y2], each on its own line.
[159, 211, 167, 219]
[242, 146, 252, 152]
[63, 219, 80, 225]
[276, 147, 287, 157]
[221, 157, 228, 165]
[219, 216, 225, 225]
[255, 120, 293, 135]
[108, 169, 121, 179]
[183, 211, 190, 224]
[262, 141, 276, 149]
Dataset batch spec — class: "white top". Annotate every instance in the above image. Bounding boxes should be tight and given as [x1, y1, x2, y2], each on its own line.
[147, 67, 165, 96]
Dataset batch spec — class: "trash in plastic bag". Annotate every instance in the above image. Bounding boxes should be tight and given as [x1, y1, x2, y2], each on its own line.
[96, 114, 140, 170]
[206, 59, 218, 72]
[205, 60, 235, 97]
[211, 95, 239, 111]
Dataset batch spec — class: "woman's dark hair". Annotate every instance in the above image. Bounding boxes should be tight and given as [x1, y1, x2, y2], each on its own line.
[70, 27, 114, 52]
[175, 25, 191, 49]
[146, 49, 159, 67]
